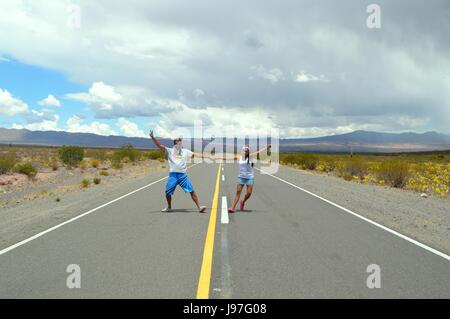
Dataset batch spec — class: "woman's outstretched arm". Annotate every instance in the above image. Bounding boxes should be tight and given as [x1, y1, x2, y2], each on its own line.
[250, 144, 271, 157]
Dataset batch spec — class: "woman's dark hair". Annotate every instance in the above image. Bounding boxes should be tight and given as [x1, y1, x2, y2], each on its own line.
[173, 138, 182, 145]
[243, 147, 253, 166]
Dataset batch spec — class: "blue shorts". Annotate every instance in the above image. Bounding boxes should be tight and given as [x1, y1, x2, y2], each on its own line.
[237, 177, 254, 185]
[165, 172, 194, 196]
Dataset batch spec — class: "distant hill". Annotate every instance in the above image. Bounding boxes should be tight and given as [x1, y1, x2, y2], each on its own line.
[0, 128, 170, 149]
[0, 128, 449, 153]
[282, 130, 450, 145]
[280, 130, 450, 153]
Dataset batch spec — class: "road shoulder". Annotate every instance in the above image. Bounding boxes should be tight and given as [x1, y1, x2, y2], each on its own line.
[271, 164, 450, 255]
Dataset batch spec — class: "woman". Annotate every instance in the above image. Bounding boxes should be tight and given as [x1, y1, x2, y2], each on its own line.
[228, 144, 271, 213]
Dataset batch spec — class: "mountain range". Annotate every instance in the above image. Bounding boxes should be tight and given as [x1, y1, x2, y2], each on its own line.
[1, 128, 449, 153]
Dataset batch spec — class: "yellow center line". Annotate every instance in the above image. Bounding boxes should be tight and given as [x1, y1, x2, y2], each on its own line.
[196, 161, 222, 299]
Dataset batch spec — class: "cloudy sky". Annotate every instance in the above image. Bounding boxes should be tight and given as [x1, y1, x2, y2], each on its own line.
[0, 0, 449, 138]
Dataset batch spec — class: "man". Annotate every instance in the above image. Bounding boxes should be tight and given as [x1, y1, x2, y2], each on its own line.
[149, 130, 207, 213]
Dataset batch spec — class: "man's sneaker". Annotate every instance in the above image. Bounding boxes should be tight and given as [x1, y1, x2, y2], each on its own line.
[199, 206, 207, 213]
[239, 201, 245, 211]
[228, 208, 236, 214]
[161, 207, 172, 212]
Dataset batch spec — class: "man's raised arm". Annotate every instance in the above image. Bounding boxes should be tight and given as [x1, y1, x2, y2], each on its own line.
[149, 130, 166, 152]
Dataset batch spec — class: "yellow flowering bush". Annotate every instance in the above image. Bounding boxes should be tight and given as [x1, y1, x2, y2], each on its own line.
[406, 163, 449, 197]
[281, 152, 450, 197]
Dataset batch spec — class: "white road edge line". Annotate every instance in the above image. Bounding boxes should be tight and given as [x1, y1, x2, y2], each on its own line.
[256, 167, 450, 262]
[0, 163, 200, 257]
[221, 196, 229, 224]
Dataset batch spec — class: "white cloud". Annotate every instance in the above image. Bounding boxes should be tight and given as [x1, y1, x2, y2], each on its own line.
[38, 94, 61, 107]
[194, 88, 205, 97]
[66, 82, 122, 111]
[295, 71, 329, 83]
[12, 115, 60, 131]
[25, 108, 59, 124]
[155, 104, 275, 138]
[89, 82, 122, 103]
[117, 118, 146, 137]
[252, 65, 284, 83]
[66, 82, 178, 118]
[0, 88, 29, 115]
[66, 116, 117, 136]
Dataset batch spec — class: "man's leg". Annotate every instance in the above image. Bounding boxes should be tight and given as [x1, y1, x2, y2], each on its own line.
[190, 191, 201, 209]
[166, 194, 172, 209]
[179, 173, 206, 212]
[163, 173, 177, 211]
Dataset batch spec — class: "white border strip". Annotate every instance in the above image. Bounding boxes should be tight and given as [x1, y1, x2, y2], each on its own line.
[256, 167, 450, 262]
[221, 196, 229, 224]
[0, 163, 200, 257]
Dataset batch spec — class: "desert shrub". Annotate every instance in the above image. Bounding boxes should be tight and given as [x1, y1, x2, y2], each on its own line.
[99, 170, 109, 176]
[281, 154, 300, 165]
[319, 158, 337, 173]
[14, 162, 38, 178]
[81, 178, 90, 188]
[145, 150, 165, 160]
[85, 149, 107, 161]
[343, 172, 354, 181]
[342, 157, 368, 180]
[0, 151, 17, 174]
[375, 161, 410, 188]
[93, 177, 101, 185]
[91, 159, 101, 168]
[122, 156, 131, 163]
[112, 161, 123, 169]
[281, 153, 318, 170]
[112, 144, 139, 163]
[58, 146, 84, 167]
[298, 154, 319, 170]
[50, 160, 59, 171]
[79, 160, 88, 170]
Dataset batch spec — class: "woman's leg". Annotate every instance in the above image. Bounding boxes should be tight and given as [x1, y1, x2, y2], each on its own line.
[230, 184, 243, 209]
[242, 184, 253, 204]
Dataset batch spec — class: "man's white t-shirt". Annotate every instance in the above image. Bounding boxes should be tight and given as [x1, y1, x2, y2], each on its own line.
[166, 147, 193, 173]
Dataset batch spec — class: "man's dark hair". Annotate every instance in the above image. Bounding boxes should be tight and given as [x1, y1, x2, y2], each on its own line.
[173, 138, 182, 145]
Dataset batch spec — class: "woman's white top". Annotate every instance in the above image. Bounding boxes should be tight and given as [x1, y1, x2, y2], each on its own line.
[238, 156, 254, 179]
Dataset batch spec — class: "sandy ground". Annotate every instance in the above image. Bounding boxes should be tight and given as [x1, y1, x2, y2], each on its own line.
[0, 160, 164, 207]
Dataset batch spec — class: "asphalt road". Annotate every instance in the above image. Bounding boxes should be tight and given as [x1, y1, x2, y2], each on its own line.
[0, 162, 449, 298]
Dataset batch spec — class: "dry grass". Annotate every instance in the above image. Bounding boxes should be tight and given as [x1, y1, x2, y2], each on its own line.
[281, 151, 450, 197]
